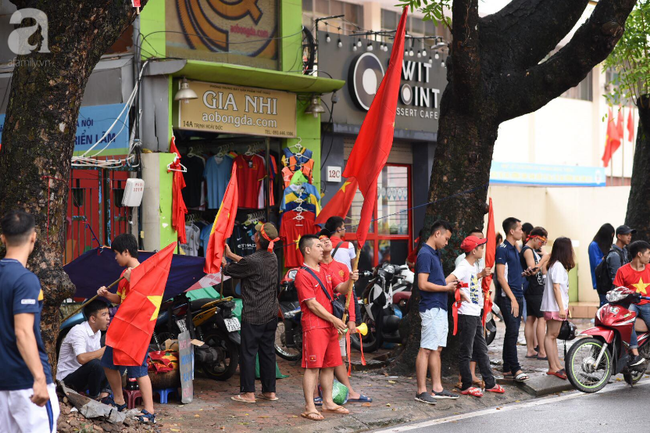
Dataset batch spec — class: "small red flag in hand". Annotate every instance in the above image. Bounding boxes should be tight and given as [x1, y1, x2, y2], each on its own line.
[482, 198, 495, 328]
[204, 164, 239, 274]
[106, 242, 176, 366]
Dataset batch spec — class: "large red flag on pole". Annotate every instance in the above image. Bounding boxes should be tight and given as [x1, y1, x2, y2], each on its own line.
[341, 7, 408, 247]
[106, 242, 176, 365]
[169, 136, 188, 244]
[204, 164, 239, 274]
[315, 178, 359, 226]
[628, 109, 634, 142]
[481, 198, 495, 327]
[602, 108, 621, 167]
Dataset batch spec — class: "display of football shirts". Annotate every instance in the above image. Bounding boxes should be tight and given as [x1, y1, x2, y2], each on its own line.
[180, 224, 201, 256]
[203, 155, 233, 209]
[281, 161, 314, 188]
[228, 223, 257, 257]
[233, 154, 266, 209]
[280, 183, 321, 214]
[280, 210, 318, 267]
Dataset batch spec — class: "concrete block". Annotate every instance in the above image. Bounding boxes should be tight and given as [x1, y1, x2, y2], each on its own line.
[515, 374, 573, 397]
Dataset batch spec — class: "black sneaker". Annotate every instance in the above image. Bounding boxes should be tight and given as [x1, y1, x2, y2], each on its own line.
[432, 389, 460, 399]
[629, 355, 646, 367]
[415, 392, 437, 405]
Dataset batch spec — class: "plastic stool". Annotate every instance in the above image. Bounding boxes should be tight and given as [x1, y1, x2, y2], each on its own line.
[123, 389, 142, 409]
[154, 387, 178, 404]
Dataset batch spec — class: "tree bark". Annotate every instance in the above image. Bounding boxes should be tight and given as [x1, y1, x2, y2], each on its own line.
[625, 95, 650, 240]
[393, 0, 636, 375]
[0, 0, 146, 372]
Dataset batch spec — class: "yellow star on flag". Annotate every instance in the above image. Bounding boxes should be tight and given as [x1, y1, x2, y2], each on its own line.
[340, 181, 351, 192]
[148, 295, 163, 321]
[295, 234, 301, 250]
[632, 278, 650, 295]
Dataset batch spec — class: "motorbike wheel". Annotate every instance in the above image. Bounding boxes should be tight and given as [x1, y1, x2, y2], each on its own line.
[485, 319, 497, 346]
[565, 337, 612, 393]
[201, 330, 239, 381]
[350, 310, 381, 353]
[275, 321, 301, 361]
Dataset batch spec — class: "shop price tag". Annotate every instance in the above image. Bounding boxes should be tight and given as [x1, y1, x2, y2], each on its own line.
[326, 166, 342, 182]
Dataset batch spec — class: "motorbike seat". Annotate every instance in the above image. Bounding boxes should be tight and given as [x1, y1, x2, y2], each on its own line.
[393, 291, 411, 304]
[190, 298, 216, 311]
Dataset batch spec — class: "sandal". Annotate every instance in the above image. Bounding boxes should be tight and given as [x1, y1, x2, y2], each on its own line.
[322, 406, 350, 414]
[301, 411, 324, 421]
[546, 369, 567, 380]
[514, 371, 529, 382]
[525, 354, 538, 359]
[313, 396, 323, 406]
[231, 395, 256, 403]
[257, 394, 279, 401]
[100, 396, 127, 412]
[135, 410, 156, 424]
[347, 394, 372, 403]
[460, 387, 483, 398]
[486, 384, 505, 394]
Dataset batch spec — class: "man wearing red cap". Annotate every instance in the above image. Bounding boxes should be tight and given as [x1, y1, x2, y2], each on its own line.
[223, 222, 280, 403]
[451, 235, 504, 397]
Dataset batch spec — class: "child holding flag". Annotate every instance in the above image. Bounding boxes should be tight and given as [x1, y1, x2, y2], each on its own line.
[97, 234, 156, 424]
[451, 236, 504, 397]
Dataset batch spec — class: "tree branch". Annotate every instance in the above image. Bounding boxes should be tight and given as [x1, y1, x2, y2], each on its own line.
[480, 0, 590, 68]
[450, 0, 480, 114]
[496, 0, 636, 123]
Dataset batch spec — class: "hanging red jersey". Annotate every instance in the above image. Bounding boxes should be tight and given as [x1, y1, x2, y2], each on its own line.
[280, 210, 318, 267]
[233, 154, 266, 209]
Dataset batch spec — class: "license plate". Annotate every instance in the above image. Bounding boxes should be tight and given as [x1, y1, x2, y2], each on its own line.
[224, 317, 241, 332]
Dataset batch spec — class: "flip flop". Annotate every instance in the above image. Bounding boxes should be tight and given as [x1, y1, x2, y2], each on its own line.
[525, 354, 539, 359]
[347, 394, 372, 403]
[537, 356, 548, 361]
[514, 372, 529, 382]
[460, 387, 483, 398]
[322, 406, 350, 414]
[546, 369, 567, 380]
[301, 411, 324, 421]
[257, 394, 279, 401]
[231, 395, 256, 403]
[486, 384, 505, 394]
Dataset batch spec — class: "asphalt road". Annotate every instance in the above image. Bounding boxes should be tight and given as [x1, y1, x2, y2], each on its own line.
[376, 379, 650, 433]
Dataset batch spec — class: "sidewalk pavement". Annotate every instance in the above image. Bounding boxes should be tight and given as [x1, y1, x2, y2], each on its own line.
[150, 319, 593, 432]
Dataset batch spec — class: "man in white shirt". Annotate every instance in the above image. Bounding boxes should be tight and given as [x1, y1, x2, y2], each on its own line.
[56, 300, 111, 399]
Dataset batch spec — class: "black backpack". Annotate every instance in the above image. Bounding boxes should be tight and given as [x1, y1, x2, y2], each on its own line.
[594, 248, 625, 295]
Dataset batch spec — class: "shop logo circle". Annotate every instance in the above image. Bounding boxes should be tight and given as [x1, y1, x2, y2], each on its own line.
[400, 84, 413, 106]
[349, 52, 385, 111]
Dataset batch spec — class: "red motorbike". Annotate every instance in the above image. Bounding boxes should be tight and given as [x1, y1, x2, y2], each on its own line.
[566, 286, 650, 393]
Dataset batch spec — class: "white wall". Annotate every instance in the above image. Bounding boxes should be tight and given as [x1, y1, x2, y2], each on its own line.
[488, 185, 631, 304]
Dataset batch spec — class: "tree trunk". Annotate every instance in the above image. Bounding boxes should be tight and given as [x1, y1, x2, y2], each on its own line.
[625, 95, 650, 240]
[0, 0, 145, 372]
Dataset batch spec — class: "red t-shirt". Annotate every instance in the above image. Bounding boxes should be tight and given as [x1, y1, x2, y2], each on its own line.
[321, 259, 355, 322]
[116, 269, 131, 303]
[233, 154, 266, 209]
[613, 263, 650, 305]
[295, 265, 336, 332]
[280, 211, 317, 267]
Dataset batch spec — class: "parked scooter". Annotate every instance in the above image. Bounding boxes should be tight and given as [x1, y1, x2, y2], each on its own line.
[566, 286, 650, 393]
[275, 268, 303, 361]
[351, 263, 412, 353]
[152, 292, 241, 381]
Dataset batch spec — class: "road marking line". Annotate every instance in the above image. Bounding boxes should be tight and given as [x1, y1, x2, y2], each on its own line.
[375, 379, 650, 432]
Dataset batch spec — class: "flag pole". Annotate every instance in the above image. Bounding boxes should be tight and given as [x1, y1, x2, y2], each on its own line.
[342, 248, 362, 324]
[62, 276, 125, 323]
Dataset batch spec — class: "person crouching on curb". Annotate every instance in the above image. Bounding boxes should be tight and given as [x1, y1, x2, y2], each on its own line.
[451, 236, 505, 397]
[294, 234, 358, 421]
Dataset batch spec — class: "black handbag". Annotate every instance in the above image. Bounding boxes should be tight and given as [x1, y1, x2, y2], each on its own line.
[558, 320, 577, 341]
[303, 267, 346, 320]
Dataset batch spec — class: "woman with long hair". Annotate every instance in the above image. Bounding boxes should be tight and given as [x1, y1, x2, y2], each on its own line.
[541, 237, 575, 380]
[588, 224, 615, 306]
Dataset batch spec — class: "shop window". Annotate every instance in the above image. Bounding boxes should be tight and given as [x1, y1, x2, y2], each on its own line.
[345, 164, 412, 269]
[303, 0, 313, 12]
[304, 0, 363, 35]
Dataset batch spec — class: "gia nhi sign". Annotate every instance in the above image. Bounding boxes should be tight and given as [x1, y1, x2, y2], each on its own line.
[175, 81, 297, 138]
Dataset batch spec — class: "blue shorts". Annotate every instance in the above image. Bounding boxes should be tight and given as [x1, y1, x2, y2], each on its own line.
[100, 346, 149, 378]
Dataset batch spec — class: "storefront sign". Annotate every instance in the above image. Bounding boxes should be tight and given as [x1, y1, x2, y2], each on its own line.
[326, 166, 342, 182]
[318, 31, 446, 134]
[490, 162, 606, 187]
[175, 81, 296, 138]
[0, 103, 130, 156]
[165, 0, 278, 70]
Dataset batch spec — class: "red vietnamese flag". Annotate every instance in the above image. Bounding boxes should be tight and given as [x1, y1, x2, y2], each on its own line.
[169, 136, 188, 244]
[315, 178, 359, 226]
[628, 109, 634, 142]
[481, 198, 495, 327]
[616, 107, 624, 143]
[204, 164, 239, 273]
[342, 8, 408, 246]
[602, 108, 621, 167]
[106, 242, 176, 365]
